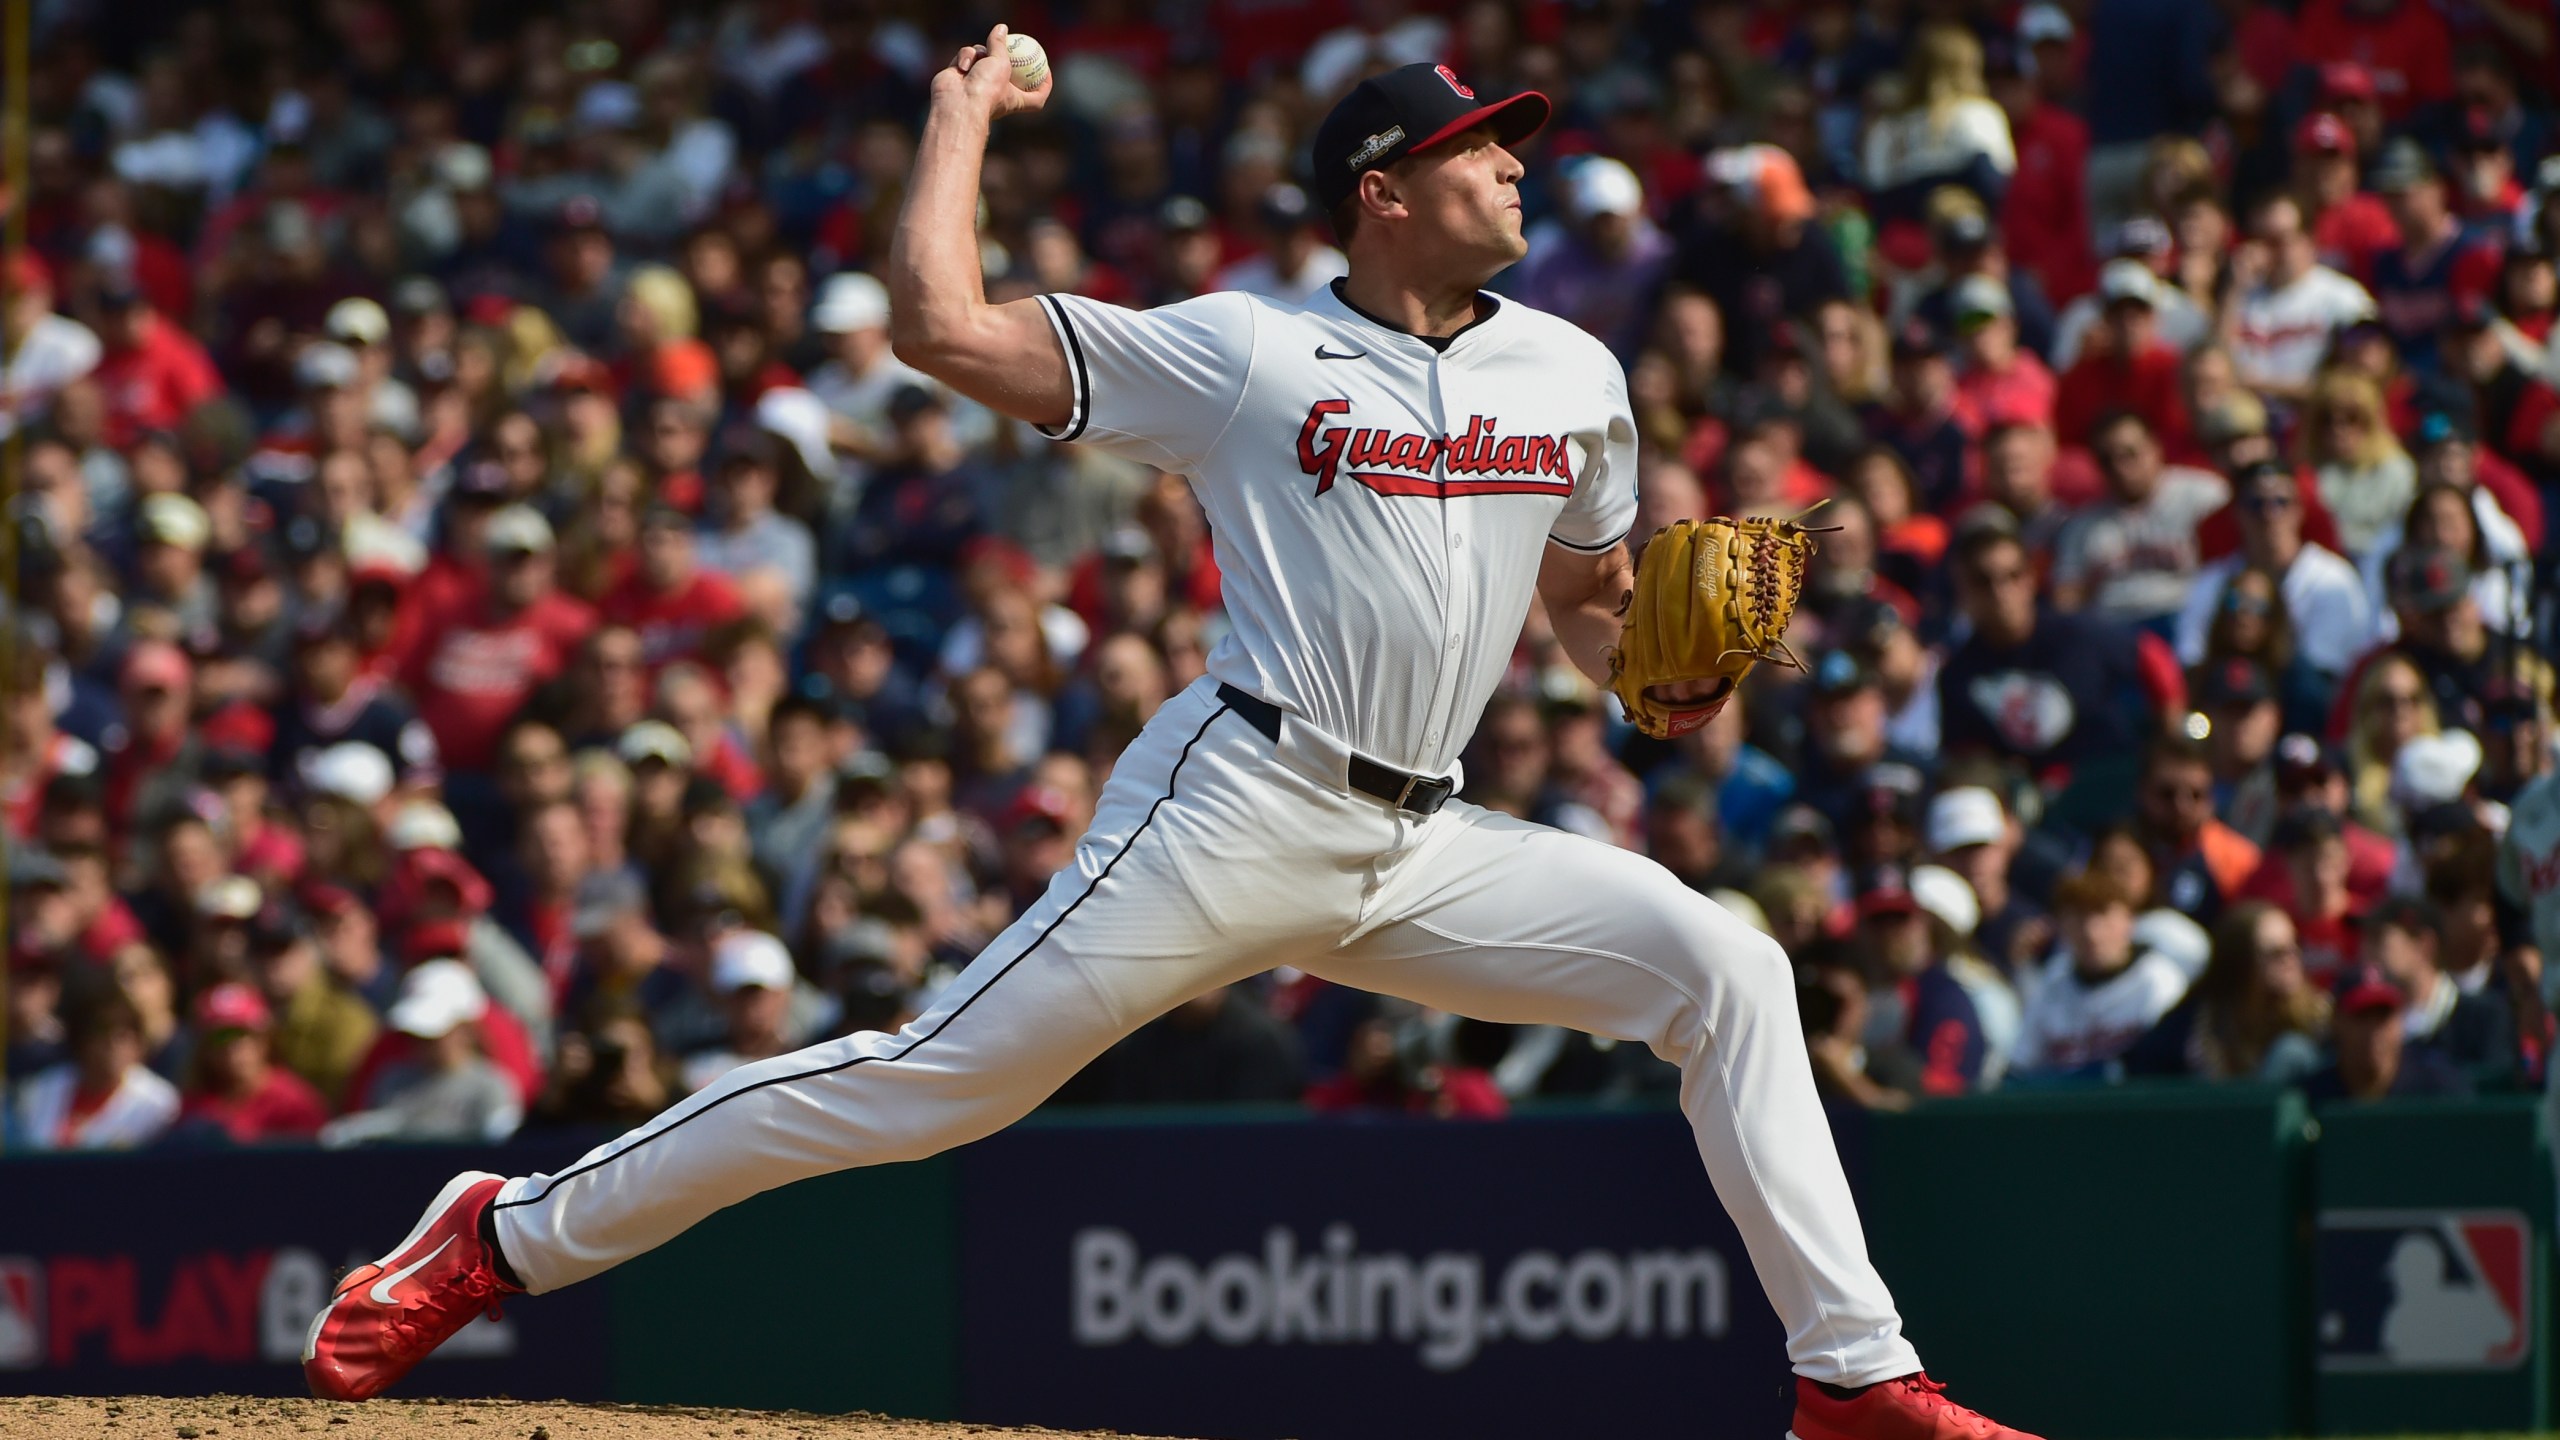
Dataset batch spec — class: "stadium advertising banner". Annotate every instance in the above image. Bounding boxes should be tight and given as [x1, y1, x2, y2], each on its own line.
[956, 1108, 1795, 1440]
[0, 1141, 611, 1400]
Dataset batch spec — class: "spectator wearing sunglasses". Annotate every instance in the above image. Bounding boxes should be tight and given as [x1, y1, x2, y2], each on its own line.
[1940, 522, 2179, 785]
[2175, 460, 2374, 681]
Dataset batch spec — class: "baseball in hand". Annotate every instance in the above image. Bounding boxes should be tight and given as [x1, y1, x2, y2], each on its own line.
[1005, 32, 1049, 91]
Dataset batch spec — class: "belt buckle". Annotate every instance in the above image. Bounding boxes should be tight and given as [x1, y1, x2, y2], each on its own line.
[1394, 773, 1423, 810]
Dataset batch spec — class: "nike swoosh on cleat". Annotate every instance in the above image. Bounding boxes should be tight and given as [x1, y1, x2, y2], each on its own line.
[1314, 345, 1367, 360]
[369, 1236, 456, 1305]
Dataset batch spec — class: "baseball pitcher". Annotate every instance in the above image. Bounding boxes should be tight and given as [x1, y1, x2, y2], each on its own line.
[306, 35, 2036, 1440]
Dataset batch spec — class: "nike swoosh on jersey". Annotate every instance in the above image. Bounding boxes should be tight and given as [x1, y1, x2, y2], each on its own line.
[369, 1235, 457, 1305]
[1314, 345, 1368, 360]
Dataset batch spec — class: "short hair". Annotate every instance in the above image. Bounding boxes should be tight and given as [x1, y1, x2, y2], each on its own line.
[768, 694, 832, 733]
[2052, 867, 2141, 917]
[2086, 407, 2151, 448]
[1329, 152, 1426, 247]
[1952, 522, 2025, 573]
[65, 984, 143, 1048]
[1330, 195, 1362, 247]
[2424, 829, 2500, 905]
[2144, 733, 2213, 777]
[2367, 894, 2443, 943]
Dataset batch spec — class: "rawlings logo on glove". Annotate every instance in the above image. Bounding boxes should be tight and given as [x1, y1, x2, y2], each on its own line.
[1605, 515, 1820, 739]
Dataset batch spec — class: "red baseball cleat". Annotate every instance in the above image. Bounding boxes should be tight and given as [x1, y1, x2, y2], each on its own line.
[303, 1171, 522, 1400]
[1791, 1373, 2044, 1440]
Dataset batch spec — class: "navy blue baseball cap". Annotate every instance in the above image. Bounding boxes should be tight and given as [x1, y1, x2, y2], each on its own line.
[1311, 63, 1551, 211]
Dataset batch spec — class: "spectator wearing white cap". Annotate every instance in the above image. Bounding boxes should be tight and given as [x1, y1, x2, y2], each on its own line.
[677, 930, 826, 1092]
[1512, 156, 1672, 363]
[324, 295, 421, 440]
[1910, 862, 2024, 1085]
[321, 960, 522, 1146]
[133, 490, 215, 633]
[805, 271, 928, 477]
[0, 251, 101, 441]
[2054, 259, 2193, 453]
[2050, 219, 2211, 370]
[1926, 783, 2052, 976]
[299, 740, 398, 809]
[284, 340, 372, 462]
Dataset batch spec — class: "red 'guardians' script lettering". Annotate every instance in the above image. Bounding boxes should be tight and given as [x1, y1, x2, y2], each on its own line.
[1296, 400, 1576, 499]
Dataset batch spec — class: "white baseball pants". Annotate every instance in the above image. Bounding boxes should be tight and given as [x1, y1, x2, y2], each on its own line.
[492, 678, 1920, 1385]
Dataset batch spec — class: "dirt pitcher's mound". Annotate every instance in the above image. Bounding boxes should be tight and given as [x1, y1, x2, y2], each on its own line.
[0, 1397, 1196, 1440]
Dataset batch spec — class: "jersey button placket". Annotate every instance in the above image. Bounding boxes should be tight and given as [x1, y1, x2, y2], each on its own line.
[1430, 360, 1466, 767]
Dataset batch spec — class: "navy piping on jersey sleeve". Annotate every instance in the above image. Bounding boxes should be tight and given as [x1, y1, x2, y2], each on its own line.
[1548, 527, 1631, 554]
[1034, 294, 1092, 443]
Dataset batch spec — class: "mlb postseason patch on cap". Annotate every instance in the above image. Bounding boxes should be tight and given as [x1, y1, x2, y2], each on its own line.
[1347, 126, 1406, 170]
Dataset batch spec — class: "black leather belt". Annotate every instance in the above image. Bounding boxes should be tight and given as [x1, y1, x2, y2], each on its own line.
[1217, 682, 1455, 817]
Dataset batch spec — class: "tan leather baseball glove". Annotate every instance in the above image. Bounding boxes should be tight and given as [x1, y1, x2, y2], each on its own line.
[1606, 515, 1820, 739]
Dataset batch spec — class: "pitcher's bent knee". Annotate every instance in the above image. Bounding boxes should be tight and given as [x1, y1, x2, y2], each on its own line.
[1721, 925, 1798, 1006]
[1652, 889, 1795, 1001]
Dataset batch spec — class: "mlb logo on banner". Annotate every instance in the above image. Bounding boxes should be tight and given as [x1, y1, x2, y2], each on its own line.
[0, 1258, 41, 1370]
[2317, 1209, 2532, 1372]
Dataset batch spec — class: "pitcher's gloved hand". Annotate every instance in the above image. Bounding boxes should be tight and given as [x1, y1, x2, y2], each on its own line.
[1606, 515, 1822, 739]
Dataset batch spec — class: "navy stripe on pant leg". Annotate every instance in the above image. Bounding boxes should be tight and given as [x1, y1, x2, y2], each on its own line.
[493, 702, 1234, 1213]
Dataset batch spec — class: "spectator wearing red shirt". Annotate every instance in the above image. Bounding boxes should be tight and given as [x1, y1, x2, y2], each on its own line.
[2236, 735, 2398, 920]
[602, 506, 748, 668]
[101, 641, 196, 837]
[2056, 261, 2192, 458]
[2449, 111, 2528, 229]
[1302, 1010, 1506, 1119]
[2, 647, 98, 840]
[2268, 806, 2367, 978]
[1992, 35, 2095, 304]
[2293, 0, 2455, 121]
[2293, 113, 2400, 285]
[89, 286, 222, 449]
[400, 506, 597, 774]
[60, 844, 146, 964]
[1950, 275, 2057, 438]
[397, 461, 519, 650]
[176, 983, 329, 1145]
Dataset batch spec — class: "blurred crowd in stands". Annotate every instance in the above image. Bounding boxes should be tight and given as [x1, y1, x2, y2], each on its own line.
[8, 0, 2560, 1152]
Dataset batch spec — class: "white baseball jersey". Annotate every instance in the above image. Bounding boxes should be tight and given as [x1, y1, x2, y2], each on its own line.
[2229, 266, 2376, 393]
[2011, 947, 2191, 1073]
[1031, 282, 1638, 777]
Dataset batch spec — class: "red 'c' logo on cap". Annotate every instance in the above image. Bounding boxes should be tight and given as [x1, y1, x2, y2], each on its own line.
[1435, 65, 1474, 99]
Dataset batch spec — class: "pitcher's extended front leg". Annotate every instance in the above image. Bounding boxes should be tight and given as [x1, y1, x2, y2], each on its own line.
[1319, 801, 1920, 1386]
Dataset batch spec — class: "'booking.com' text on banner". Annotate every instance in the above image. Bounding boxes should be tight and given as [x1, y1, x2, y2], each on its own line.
[1069, 1225, 1731, 1372]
